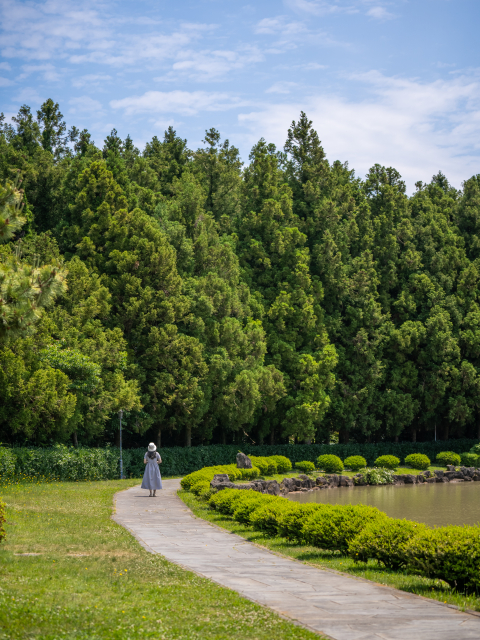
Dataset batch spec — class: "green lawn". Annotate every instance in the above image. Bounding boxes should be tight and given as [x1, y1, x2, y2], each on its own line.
[179, 490, 480, 614]
[0, 480, 323, 640]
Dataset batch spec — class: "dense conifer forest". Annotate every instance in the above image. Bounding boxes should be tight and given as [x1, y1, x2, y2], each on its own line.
[1, 99, 480, 448]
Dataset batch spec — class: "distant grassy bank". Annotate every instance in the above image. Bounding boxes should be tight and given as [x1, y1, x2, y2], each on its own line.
[0, 481, 321, 640]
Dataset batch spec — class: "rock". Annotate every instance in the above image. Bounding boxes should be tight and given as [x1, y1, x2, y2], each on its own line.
[473, 473, 480, 481]
[417, 474, 425, 483]
[281, 478, 296, 492]
[437, 476, 450, 483]
[434, 470, 444, 479]
[445, 471, 456, 480]
[403, 474, 417, 484]
[326, 474, 340, 487]
[393, 474, 405, 485]
[425, 477, 436, 483]
[316, 476, 328, 487]
[236, 452, 253, 469]
[264, 480, 281, 496]
[447, 465, 456, 472]
[423, 470, 432, 478]
[338, 475, 354, 487]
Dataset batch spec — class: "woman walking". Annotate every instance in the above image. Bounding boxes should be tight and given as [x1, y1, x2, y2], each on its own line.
[141, 443, 162, 496]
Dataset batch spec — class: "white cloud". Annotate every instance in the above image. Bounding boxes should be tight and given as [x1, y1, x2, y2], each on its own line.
[237, 71, 480, 189]
[110, 90, 247, 116]
[266, 81, 298, 94]
[12, 87, 42, 103]
[0, 75, 13, 86]
[0, 61, 10, 70]
[20, 63, 61, 81]
[169, 47, 263, 81]
[366, 6, 395, 20]
[69, 96, 104, 114]
[255, 16, 306, 35]
[71, 73, 112, 88]
[285, 0, 358, 16]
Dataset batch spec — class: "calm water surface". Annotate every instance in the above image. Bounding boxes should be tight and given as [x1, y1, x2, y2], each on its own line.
[288, 482, 480, 527]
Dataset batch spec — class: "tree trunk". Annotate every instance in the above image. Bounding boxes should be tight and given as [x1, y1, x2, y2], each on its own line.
[221, 430, 226, 445]
[344, 429, 349, 444]
[394, 434, 399, 443]
[185, 425, 192, 447]
[270, 427, 275, 445]
[157, 427, 162, 449]
[72, 431, 78, 447]
[412, 428, 416, 443]
[303, 438, 312, 445]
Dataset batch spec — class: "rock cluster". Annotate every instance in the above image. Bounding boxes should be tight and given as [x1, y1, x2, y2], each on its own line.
[209, 466, 480, 496]
[394, 467, 480, 484]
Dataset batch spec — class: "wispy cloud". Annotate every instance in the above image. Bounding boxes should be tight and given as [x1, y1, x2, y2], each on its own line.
[69, 95, 104, 114]
[71, 73, 112, 88]
[285, 0, 358, 16]
[265, 81, 298, 94]
[237, 70, 480, 189]
[110, 90, 247, 116]
[19, 63, 61, 81]
[366, 6, 396, 20]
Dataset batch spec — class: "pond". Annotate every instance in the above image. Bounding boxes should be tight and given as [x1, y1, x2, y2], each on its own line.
[288, 481, 480, 527]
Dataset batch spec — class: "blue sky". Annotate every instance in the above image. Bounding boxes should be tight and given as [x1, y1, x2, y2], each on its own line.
[1, 0, 479, 189]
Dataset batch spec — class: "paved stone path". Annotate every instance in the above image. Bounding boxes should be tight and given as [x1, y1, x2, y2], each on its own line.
[113, 480, 480, 640]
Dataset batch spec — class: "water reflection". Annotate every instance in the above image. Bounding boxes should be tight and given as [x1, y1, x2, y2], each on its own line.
[288, 481, 480, 527]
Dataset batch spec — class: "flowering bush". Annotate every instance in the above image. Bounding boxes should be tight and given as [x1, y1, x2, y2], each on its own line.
[355, 467, 395, 485]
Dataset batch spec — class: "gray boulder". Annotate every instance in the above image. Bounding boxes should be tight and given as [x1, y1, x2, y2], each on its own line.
[236, 452, 253, 469]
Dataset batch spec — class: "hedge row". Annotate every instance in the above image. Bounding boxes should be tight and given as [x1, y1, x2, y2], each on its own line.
[208, 488, 480, 593]
[0, 439, 478, 482]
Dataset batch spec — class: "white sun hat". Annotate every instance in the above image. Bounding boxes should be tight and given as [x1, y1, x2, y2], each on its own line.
[148, 442, 157, 451]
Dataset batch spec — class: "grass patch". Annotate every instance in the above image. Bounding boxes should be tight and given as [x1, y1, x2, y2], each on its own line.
[0, 480, 323, 640]
[180, 490, 480, 614]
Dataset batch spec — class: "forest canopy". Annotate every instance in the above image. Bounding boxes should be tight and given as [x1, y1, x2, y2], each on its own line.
[1, 99, 480, 448]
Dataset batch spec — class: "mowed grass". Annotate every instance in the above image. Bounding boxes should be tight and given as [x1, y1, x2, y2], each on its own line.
[180, 490, 480, 614]
[0, 481, 323, 640]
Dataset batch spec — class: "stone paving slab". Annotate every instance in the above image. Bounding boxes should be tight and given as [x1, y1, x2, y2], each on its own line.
[113, 479, 480, 640]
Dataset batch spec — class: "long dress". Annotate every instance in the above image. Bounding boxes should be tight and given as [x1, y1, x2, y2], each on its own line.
[141, 452, 163, 490]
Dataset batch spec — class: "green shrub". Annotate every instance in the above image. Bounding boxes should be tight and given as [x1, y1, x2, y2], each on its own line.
[0, 499, 5, 544]
[0, 448, 16, 480]
[316, 454, 344, 474]
[181, 464, 244, 491]
[349, 518, 427, 569]
[190, 480, 211, 496]
[276, 503, 323, 542]
[354, 467, 395, 485]
[303, 504, 387, 553]
[249, 498, 291, 534]
[209, 488, 244, 514]
[436, 451, 461, 467]
[405, 525, 480, 593]
[374, 455, 400, 470]
[239, 466, 260, 480]
[469, 443, 480, 456]
[232, 492, 268, 523]
[268, 455, 292, 474]
[295, 461, 315, 473]
[344, 455, 366, 471]
[404, 453, 430, 470]
[249, 456, 278, 476]
[460, 452, 478, 467]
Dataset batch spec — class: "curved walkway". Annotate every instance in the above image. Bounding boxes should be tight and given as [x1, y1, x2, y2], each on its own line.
[113, 479, 480, 640]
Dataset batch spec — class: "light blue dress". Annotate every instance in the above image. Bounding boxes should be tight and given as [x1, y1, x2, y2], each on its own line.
[141, 452, 163, 490]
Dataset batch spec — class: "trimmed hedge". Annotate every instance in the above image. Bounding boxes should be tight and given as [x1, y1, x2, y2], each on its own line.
[404, 453, 430, 470]
[374, 455, 400, 470]
[267, 455, 292, 474]
[1, 438, 478, 482]
[249, 456, 278, 476]
[436, 451, 461, 467]
[317, 454, 344, 474]
[0, 499, 5, 544]
[405, 525, 480, 592]
[460, 452, 479, 467]
[207, 486, 480, 593]
[295, 461, 315, 473]
[349, 518, 427, 569]
[344, 455, 366, 471]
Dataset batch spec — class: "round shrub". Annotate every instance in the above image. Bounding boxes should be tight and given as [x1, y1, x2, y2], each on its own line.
[239, 466, 260, 480]
[374, 455, 400, 470]
[268, 455, 292, 474]
[316, 454, 344, 474]
[191, 480, 211, 496]
[436, 451, 461, 467]
[349, 518, 427, 570]
[296, 460, 315, 473]
[404, 453, 430, 470]
[303, 504, 387, 553]
[460, 452, 479, 467]
[209, 488, 244, 514]
[470, 443, 480, 456]
[249, 456, 278, 476]
[344, 455, 367, 471]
